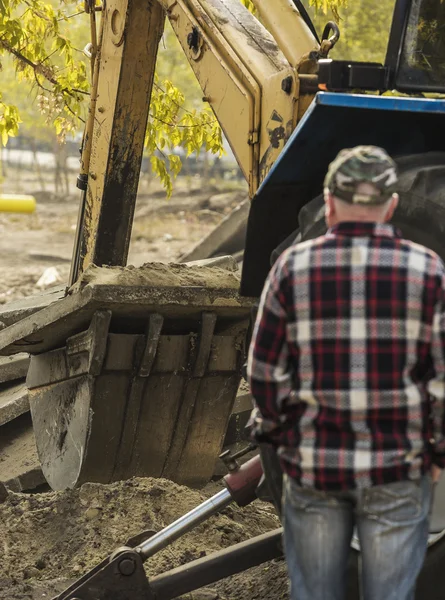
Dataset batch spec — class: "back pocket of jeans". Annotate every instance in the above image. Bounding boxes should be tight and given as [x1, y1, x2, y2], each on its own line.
[363, 480, 422, 523]
[285, 477, 335, 511]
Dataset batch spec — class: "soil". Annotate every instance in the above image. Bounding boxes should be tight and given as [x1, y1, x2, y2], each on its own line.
[0, 477, 288, 600]
[0, 181, 289, 600]
[0, 179, 245, 305]
[71, 261, 240, 294]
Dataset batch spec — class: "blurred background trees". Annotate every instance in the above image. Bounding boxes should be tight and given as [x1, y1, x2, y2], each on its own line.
[0, 0, 396, 193]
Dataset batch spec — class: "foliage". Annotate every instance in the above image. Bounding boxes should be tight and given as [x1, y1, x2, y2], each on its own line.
[0, 93, 21, 145]
[0, 0, 225, 192]
[309, 0, 348, 21]
[146, 25, 225, 196]
[146, 77, 224, 196]
[303, 0, 395, 64]
[1, 0, 397, 191]
[0, 0, 89, 143]
[240, 0, 256, 13]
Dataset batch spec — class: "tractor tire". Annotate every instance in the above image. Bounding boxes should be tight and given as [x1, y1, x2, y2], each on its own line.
[300, 152, 445, 254]
[261, 152, 445, 598]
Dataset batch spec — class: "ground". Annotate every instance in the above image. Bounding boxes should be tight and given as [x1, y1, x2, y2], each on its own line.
[0, 464, 288, 600]
[0, 478, 288, 600]
[0, 175, 242, 304]
[0, 174, 289, 600]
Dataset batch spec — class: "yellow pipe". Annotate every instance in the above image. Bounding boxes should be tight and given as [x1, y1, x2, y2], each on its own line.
[0, 194, 36, 213]
[252, 0, 318, 68]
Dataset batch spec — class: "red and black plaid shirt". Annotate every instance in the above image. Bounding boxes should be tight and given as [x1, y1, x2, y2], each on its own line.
[247, 222, 445, 491]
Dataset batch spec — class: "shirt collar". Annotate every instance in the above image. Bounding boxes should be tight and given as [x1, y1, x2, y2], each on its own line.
[327, 222, 401, 239]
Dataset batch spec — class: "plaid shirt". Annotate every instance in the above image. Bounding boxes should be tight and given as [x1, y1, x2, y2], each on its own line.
[247, 222, 445, 491]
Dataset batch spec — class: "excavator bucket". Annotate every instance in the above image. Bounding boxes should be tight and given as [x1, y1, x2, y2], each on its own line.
[0, 263, 253, 490]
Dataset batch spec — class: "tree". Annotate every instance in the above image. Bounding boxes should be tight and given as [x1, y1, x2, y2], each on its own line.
[0, 0, 392, 192]
[0, 0, 225, 193]
[307, 0, 347, 21]
[302, 0, 395, 64]
[0, 0, 89, 140]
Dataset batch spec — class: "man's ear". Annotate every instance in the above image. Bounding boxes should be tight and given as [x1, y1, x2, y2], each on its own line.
[384, 193, 399, 222]
[324, 192, 336, 227]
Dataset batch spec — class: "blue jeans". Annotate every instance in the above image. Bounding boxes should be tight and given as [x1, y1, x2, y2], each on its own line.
[283, 474, 431, 600]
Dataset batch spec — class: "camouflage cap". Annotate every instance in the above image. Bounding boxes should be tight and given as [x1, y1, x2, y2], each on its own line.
[324, 145, 398, 205]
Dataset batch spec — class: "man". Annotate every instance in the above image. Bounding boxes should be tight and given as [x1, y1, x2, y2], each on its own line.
[247, 146, 445, 600]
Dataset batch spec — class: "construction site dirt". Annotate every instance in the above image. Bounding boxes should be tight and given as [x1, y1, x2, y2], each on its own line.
[0, 181, 248, 307]
[0, 184, 290, 600]
[0, 477, 288, 600]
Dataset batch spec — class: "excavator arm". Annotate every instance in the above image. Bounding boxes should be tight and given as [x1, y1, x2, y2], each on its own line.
[0, 0, 325, 492]
[158, 0, 318, 192]
[71, 0, 319, 282]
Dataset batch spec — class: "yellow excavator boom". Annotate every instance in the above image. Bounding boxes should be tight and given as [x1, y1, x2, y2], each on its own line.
[71, 0, 319, 282]
[159, 0, 318, 193]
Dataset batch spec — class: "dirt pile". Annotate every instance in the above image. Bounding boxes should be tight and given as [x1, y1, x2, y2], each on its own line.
[70, 262, 241, 295]
[0, 476, 288, 600]
[0, 266, 69, 306]
[0, 184, 246, 307]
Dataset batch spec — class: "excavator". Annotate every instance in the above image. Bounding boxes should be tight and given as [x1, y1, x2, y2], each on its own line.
[1, 0, 445, 597]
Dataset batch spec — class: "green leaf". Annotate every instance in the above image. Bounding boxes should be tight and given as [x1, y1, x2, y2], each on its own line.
[168, 154, 182, 177]
[0, 95, 21, 146]
[240, 0, 256, 14]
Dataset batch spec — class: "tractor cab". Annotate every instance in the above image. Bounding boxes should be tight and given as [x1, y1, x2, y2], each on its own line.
[318, 0, 445, 94]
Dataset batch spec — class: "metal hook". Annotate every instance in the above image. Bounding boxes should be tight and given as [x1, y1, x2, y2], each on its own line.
[322, 21, 340, 48]
[318, 21, 340, 58]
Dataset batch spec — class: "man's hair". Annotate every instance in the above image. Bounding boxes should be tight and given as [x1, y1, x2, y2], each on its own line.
[329, 184, 394, 219]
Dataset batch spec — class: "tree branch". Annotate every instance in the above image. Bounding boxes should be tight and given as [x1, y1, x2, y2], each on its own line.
[58, 10, 85, 21]
[65, 103, 86, 124]
[32, 71, 86, 124]
[0, 38, 89, 96]
[33, 70, 52, 94]
[151, 114, 217, 128]
[155, 143, 167, 160]
[23, 0, 52, 22]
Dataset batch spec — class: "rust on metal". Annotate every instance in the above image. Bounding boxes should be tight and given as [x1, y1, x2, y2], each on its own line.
[76, 0, 165, 276]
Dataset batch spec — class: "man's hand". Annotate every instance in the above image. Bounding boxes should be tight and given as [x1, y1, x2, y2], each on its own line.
[431, 464, 443, 484]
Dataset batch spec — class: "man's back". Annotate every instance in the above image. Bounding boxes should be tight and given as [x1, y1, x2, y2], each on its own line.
[248, 146, 444, 600]
[248, 221, 445, 490]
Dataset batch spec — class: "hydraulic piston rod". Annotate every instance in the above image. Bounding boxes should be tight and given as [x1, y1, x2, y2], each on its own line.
[137, 454, 263, 559]
[54, 455, 265, 600]
[137, 488, 233, 559]
[150, 528, 284, 600]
